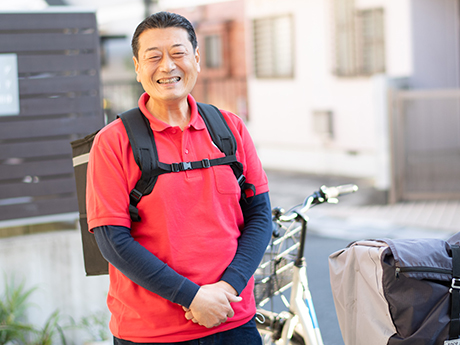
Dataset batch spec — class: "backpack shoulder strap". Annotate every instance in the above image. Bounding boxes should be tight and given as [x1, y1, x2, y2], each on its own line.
[197, 102, 236, 155]
[119, 104, 256, 221]
[119, 108, 159, 222]
[196, 102, 256, 203]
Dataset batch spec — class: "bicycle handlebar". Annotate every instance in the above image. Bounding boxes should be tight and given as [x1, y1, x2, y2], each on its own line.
[321, 184, 359, 199]
[275, 184, 359, 221]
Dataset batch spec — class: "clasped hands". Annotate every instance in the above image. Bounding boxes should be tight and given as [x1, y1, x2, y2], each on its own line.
[182, 281, 242, 328]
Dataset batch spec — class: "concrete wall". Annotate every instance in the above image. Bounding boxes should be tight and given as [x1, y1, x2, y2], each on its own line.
[0, 230, 110, 344]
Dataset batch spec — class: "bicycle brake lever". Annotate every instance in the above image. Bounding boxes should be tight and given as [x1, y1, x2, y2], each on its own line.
[272, 221, 281, 238]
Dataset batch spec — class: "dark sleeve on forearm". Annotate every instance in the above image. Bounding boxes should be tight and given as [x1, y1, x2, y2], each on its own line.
[93, 225, 200, 308]
[220, 191, 272, 294]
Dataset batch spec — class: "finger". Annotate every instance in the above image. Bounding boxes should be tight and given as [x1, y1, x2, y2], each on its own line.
[185, 311, 194, 320]
[225, 292, 242, 303]
[217, 315, 228, 325]
[227, 308, 235, 318]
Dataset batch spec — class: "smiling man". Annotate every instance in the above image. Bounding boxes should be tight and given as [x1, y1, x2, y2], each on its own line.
[86, 11, 271, 345]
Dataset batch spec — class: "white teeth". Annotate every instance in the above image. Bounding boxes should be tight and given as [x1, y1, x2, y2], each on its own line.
[158, 77, 180, 84]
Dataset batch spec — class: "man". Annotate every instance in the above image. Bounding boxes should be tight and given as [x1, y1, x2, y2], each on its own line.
[87, 11, 271, 344]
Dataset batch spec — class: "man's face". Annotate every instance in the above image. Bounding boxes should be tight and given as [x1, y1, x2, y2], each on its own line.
[133, 27, 200, 105]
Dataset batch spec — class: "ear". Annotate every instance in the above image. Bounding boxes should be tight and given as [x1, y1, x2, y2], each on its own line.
[195, 47, 201, 73]
[133, 56, 141, 82]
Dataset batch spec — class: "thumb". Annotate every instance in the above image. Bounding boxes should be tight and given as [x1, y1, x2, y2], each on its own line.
[225, 292, 242, 303]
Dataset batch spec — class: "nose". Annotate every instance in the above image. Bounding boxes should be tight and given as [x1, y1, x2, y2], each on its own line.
[159, 54, 176, 72]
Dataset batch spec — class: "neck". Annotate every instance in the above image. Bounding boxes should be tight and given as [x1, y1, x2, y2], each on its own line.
[146, 97, 191, 130]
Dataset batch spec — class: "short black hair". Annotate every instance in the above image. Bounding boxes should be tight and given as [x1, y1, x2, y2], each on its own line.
[131, 11, 198, 59]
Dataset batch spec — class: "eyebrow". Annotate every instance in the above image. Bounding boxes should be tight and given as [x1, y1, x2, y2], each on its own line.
[144, 43, 187, 53]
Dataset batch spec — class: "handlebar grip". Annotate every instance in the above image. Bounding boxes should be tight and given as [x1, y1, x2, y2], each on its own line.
[322, 184, 358, 199]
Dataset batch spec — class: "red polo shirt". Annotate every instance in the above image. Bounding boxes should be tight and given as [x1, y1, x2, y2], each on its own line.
[86, 93, 269, 342]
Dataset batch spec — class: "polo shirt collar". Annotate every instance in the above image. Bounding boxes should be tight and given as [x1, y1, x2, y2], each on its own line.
[137, 93, 206, 132]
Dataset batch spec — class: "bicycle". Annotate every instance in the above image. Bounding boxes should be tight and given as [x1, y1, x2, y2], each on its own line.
[254, 184, 358, 345]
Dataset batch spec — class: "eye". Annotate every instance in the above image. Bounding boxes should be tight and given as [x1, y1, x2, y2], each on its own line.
[145, 52, 161, 60]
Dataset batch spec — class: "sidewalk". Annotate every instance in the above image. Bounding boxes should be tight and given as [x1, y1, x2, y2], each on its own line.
[266, 170, 460, 241]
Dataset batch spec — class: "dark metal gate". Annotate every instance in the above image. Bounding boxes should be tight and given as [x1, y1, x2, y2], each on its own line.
[390, 89, 460, 202]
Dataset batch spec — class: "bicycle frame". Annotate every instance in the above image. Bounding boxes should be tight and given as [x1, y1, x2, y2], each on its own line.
[277, 214, 324, 345]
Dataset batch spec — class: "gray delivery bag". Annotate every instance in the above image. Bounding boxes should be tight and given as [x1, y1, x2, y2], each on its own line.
[329, 235, 460, 345]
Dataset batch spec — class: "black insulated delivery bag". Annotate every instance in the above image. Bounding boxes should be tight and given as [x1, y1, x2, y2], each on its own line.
[329, 234, 460, 345]
[71, 131, 109, 276]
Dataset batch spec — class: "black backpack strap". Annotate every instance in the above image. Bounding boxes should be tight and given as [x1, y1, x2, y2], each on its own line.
[196, 102, 256, 203]
[119, 104, 256, 222]
[197, 103, 237, 155]
[450, 244, 460, 339]
[119, 108, 161, 223]
[156, 155, 237, 173]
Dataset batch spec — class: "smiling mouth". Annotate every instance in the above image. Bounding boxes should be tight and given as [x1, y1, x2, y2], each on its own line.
[157, 77, 181, 84]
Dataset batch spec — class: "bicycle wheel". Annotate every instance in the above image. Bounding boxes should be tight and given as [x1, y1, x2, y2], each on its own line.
[256, 310, 306, 345]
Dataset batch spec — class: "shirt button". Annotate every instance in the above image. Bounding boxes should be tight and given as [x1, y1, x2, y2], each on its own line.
[185, 149, 189, 154]
[171, 129, 177, 134]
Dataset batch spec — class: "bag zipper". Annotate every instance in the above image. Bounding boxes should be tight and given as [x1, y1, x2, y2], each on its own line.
[395, 266, 452, 279]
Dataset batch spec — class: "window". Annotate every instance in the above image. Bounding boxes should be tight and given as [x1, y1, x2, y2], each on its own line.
[253, 15, 294, 78]
[205, 35, 222, 69]
[313, 110, 334, 139]
[333, 0, 385, 76]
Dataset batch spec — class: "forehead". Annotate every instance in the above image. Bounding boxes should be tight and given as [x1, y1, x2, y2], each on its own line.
[138, 27, 192, 52]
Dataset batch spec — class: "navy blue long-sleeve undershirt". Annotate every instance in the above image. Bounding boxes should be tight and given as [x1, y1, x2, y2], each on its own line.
[93, 191, 272, 309]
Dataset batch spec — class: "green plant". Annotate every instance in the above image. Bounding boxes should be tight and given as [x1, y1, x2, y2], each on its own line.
[79, 311, 109, 342]
[28, 310, 67, 345]
[0, 276, 36, 345]
[0, 276, 69, 345]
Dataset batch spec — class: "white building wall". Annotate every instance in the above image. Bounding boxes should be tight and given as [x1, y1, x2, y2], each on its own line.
[246, 0, 392, 183]
[385, 0, 413, 79]
[245, 0, 459, 189]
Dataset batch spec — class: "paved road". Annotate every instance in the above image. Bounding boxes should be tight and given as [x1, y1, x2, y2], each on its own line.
[305, 234, 350, 345]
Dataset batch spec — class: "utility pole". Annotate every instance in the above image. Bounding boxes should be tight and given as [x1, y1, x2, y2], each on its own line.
[144, 0, 159, 18]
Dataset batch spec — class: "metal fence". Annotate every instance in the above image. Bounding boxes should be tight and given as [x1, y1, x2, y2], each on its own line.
[102, 80, 144, 123]
[390, 89, 460, 201]
[193, 77, 248, 120]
